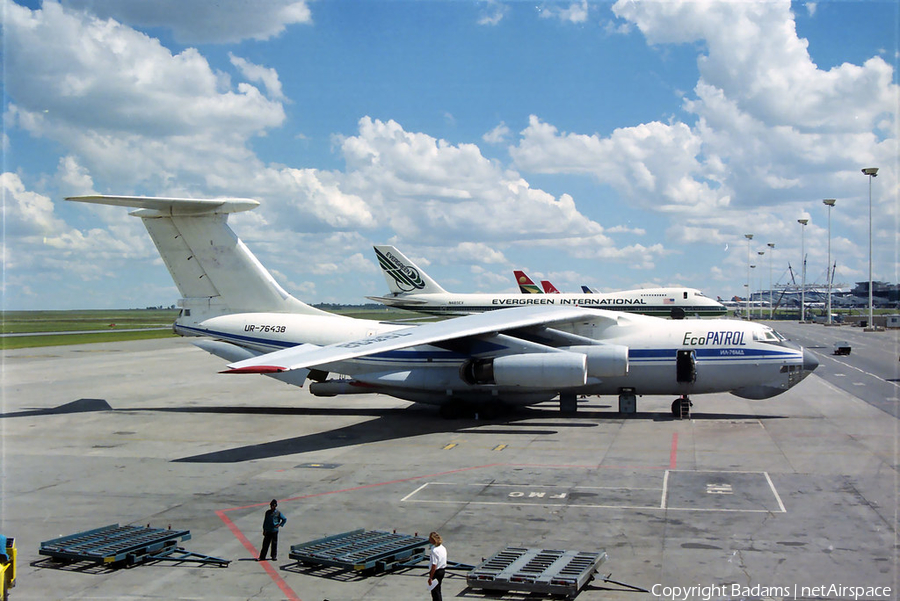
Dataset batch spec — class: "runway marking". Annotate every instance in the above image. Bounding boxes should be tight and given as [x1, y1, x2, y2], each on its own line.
[492, 444, 507, 451]
[670, 432, 678, 469]
[662, 470, 786, 513]
[442, 442, 458, 450]
[660, 471, 669, 509]
[403, 481, 665, 510]
[827, 355, 900, 387]
[765, 471, 787, 513]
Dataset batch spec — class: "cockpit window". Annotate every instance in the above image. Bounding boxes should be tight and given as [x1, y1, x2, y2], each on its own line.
[753, 328, 785, 343]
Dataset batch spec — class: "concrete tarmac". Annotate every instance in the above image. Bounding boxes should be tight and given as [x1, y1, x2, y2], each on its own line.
[1, 323, 897, 600]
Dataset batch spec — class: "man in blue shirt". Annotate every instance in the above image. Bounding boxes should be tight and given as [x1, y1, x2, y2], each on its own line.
[258, 499, 287, 561]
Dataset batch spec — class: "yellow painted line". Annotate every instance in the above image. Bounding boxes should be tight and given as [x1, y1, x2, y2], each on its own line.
[492, 444, 507, 451]
[442, 443, 458, 450]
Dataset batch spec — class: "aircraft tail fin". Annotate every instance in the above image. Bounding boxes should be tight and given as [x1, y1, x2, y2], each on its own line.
[67, 195, 329, 320]
[514, 270, 542, 294]
[541, 280, 561, 294]
[373, 245, 447, 295]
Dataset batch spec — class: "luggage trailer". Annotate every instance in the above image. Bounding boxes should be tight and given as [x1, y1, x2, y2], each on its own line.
[289, 529, 473, 574]
[39, 524, 229, 568]
[466, 546, 608, 599]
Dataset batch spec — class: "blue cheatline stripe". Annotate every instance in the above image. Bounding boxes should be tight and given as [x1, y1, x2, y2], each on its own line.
[178, 324, 798, 369]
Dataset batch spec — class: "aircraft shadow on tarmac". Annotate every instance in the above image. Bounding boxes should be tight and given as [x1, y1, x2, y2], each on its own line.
[0, 398, 785, 463]
[0, 397, 112, 417]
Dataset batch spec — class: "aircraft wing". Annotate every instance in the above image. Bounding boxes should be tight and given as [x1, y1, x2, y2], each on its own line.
[225, 305, 616, 374]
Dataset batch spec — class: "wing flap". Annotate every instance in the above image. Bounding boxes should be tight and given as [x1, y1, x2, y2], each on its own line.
[225, 305, 615, 373]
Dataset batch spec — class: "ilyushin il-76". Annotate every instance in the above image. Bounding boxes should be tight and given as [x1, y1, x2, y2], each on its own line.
[67, 195, 818, 417]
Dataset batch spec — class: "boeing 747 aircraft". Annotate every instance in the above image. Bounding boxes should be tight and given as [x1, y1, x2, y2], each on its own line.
[370, 246, 726, 319]
[67, 196, 815, 417]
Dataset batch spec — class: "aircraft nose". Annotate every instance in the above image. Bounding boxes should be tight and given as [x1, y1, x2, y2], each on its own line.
[803, 347, 819, 373]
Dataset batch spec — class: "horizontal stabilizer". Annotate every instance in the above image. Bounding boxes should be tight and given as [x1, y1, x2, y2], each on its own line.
[66, 195, 259, 216]
[366, 295, 429, 305]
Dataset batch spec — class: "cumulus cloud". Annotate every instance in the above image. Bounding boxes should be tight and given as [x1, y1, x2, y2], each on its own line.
[613, 0, 895, 133]
[59, 0, 312, 44]
[229, 54, 287, 101]
[539, 1, 589, 24]
[513, 0, 896, 254]
[0, 172, 150, 295]
[477, 0, 509, 26]
[511, 115, 726, 214]
[4, 1, 285, 187]
[333, 117, 612, 246]
[483, 122, 511, 145]
[1, 173, 68, 238]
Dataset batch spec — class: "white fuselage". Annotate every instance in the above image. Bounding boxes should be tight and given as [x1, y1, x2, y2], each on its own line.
[177, 310, 813, 406]
[372, 287, 726, 318]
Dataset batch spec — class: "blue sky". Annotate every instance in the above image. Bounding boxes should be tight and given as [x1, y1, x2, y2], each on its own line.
[2, 0, 897, 310]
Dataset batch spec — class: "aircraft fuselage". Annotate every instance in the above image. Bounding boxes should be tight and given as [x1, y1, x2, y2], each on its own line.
[178, 310, 814, 406]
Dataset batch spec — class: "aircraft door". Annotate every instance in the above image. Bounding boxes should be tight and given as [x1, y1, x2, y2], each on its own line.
[676, 350, 697, 383]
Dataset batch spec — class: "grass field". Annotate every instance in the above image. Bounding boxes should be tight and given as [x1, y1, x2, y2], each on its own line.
[0, 307, 433, 349]
[1, 309, 179, 349]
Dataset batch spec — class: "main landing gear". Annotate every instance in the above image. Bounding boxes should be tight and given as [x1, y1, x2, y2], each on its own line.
[671, 396, 692, 419]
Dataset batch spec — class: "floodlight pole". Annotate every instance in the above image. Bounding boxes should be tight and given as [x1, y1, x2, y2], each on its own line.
[823, 199, 836, 324]
[798, 219, 808, 322]
[744, 234, 753, 320]
[757, 251, 765, 318]
[862, 168, 878, 330]
[767, 243, 775, 319]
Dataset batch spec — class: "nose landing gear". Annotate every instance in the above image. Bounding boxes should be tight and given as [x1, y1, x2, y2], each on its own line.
[671, 396, 692, 419]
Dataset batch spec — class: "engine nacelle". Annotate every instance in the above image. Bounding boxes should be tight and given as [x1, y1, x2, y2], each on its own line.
[565, 345, 629, 377]
[461, 353, 587, 388]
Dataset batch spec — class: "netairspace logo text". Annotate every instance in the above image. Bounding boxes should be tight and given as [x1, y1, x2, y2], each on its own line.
[651, 583, 893, 600]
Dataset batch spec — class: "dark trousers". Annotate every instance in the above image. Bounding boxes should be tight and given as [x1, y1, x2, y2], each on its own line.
[259, 531, 279, 560]
[430, 567, 445, 601]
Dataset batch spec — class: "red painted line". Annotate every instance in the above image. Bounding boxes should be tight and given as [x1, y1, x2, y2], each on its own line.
[670, 432, 679, 469]
[215, 509, 301, 601]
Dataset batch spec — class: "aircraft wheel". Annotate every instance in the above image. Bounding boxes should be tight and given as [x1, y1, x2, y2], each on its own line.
[671, 397, 692, 418]
[559, 393, 578, 414]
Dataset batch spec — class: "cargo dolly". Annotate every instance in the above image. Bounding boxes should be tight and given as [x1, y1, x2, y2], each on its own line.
[289, 529, 473, 575]
[39, 524, 229, 568]
[466, 546, 608, 599]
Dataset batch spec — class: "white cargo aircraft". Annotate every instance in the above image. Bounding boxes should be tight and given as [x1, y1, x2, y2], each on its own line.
[369, 246, 727, 319]
[68, 196, 817, 417]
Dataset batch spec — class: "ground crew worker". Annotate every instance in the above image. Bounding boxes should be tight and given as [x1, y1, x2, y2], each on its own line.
[427, 531, 447, 601]
[258, 499, 287, 561]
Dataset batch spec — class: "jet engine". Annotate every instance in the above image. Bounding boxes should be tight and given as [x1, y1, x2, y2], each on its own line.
[565, 345, 629, 377]
[461, 353, 587, 388]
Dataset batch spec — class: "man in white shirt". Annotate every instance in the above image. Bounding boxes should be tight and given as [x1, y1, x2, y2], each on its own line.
[427, 531, 447, 601]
